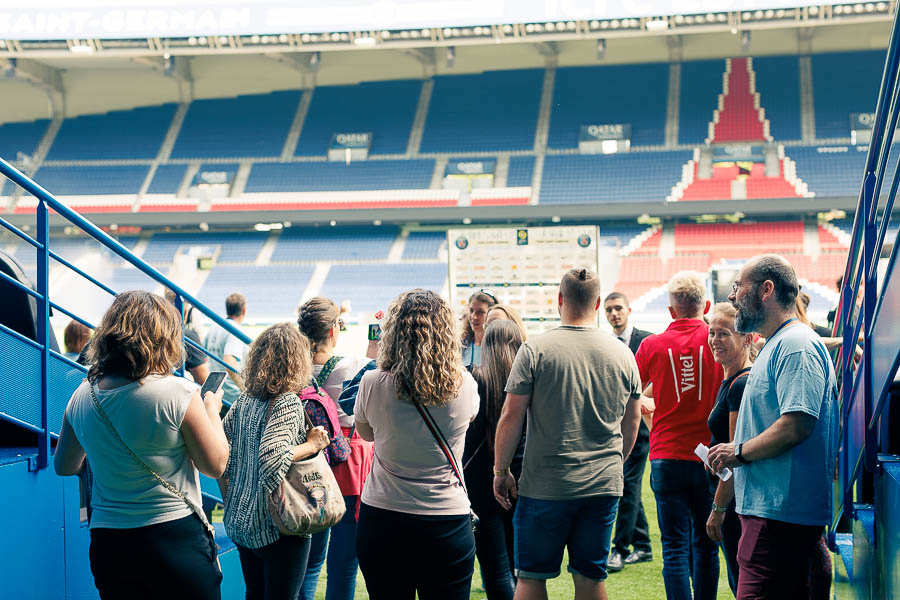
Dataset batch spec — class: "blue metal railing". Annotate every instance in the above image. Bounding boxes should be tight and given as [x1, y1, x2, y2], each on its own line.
[0, 157, 252, 470]
[830, 7, 900, 543]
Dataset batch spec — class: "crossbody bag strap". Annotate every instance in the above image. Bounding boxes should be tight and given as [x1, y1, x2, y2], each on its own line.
[88, 383, 212, 532]
[315, 356, 343, 388]
[411, 398, 468, 495]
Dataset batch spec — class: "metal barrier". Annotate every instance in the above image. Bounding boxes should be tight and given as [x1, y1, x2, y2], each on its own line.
[830, 6, 900, 542]
[0, 157, 251, 470]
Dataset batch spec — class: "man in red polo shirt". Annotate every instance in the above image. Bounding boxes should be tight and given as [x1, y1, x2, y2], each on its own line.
[635, 271, 724, 600]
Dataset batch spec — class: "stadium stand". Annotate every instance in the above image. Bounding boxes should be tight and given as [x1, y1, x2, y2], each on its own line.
[170, 90, 302, 158]
[244, 159, 434, 193]
[679, 59, 726, 144]
[318, 263, 447, 312]
[296, 80, 421, 156]
[46, 104, 177, 160]
[419, 69, 543, 152]
[270, 226, 398, 263]
[539, 151, 692, 204]
[28, 165, 149, 197]
[548, 63, 669, 147]
[710, 58, 768, 142]
[196, 265, 314, 322]
[146, 164, 189, 194]
[787, 145, 869, 197]
[752, 55, 803, 141]
[811, 50, 885, 139]
[401, 231, 447, 259]
[0, 118, 49, 160]
[141, 231, 269, 265]
[506, 156, 536, 187]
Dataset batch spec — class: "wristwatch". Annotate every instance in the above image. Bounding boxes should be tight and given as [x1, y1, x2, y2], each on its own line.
[735, 442, 750, 465]
[711, 502, 728, 513]
[493, 467, 511, 477]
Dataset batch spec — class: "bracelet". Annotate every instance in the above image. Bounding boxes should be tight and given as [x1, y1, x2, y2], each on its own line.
[493, 467, 511, 477]
[711, 502, 728, 513]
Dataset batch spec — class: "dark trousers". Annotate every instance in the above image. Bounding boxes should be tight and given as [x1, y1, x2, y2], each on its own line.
[237, 534, 311, 600]
[736, 515, 824, 600]
[721, 506, 742, 596]
[473, 507, 516, 600]
[612, 423, 651, 556]
[89, 514, 222, 600]
[650, 459, 719, 600]
[357, 502, 475, 600]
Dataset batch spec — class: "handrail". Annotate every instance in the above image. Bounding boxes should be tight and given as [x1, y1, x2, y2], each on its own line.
[0, 156, 252, 468]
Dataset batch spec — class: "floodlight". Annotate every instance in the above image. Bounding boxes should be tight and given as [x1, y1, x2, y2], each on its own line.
[645, 19, 668, 31]
[551, 216, 561, 223]
[462, 217, 472, 225]
[447, 46, 456, 67]
[741, 30, 751, 51]
[70, 43, 94, 53]
[354, 36, 377, 46]
[596, 38, 606, 60]
[309, 51, 320, 70]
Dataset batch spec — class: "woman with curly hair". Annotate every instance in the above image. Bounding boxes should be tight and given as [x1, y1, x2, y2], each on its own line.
[354, 289, 479, 600]
[54, 290, 229, 599]
[219, 323, 331, 599]
[460, 290, 498, 367]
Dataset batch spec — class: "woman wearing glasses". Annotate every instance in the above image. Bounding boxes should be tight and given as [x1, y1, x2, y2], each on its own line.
[460, 290, 498, 368]
[297, 297, 374, 600]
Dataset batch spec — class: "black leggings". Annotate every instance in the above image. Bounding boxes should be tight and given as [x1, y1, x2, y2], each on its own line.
[89, 514, 222, 600]
[236, 534, 311, 600]
[357, 503, 476, 600]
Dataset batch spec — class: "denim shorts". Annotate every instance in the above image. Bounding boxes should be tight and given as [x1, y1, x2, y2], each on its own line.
[513, 495, 619, 582]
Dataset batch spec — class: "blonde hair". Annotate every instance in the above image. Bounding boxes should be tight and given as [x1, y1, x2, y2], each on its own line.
[710, 302, 757, 362]
[242, 323, 312, 399]
[474, 320, 524, 452]
[667, 271, 707, 316]
[486, 304, 528, 341]
[379, 289, 463, 407]
[87, 290, 183, 382]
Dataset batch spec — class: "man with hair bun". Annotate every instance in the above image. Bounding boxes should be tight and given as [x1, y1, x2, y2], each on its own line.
[493, 267, 642, 600]
[634, 271, 723, 600]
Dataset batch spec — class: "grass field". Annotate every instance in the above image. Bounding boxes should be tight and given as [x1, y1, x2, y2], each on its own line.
[309, 466, 734, 599]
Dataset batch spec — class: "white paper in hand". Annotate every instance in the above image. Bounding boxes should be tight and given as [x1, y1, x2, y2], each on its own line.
[695, 443, 732, 481]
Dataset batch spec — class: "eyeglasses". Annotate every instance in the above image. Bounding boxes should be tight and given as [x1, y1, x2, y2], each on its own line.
[732, 279, 762, 293]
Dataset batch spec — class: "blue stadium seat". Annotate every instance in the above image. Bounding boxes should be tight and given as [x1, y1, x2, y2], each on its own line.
[171, 91, 302, 158]
[270, 227, 398, 263]
[296, 80, 421, 156]
[109, 266, 162, 293]
[31, 166, 149, 195]
[549, 64, 668, 148]
[146, 165, 188, 194]
[318, 263, 446, 312]
[196, 265, 314, 322]
[47, 105, 177, 160]
[507, 156, 535, 187]
[419, 69, 543, 153]
[0, 119, 49, 160]
[142, 231, 269, 265]
[812, 51, 884, 139]
[401, 231, 446, 259]
[597, 224, 651, 248]
[244, 160, 434, 193]
[539, 151, 691, 204]
[786, 145, 868, 198]
[753, 56, 802, 140]
[679, 60, 725, 145]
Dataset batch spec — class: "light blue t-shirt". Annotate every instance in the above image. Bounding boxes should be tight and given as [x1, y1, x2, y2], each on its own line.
[733, 322, 838, 526]
[462, 343, 481, 368]
[205, 319, 248, 405]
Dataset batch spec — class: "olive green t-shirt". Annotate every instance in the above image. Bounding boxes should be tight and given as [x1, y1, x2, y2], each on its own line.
[505, 325, 642, 500]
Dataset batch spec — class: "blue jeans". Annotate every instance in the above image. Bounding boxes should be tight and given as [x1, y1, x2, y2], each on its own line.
[299, 495, 359, 600]
[514, 495, 619, 581]
[650, 460, 719, 600]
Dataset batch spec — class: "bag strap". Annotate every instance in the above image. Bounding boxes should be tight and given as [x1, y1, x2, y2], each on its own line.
[411, 398, 468, 495]
[315, 356, 343, 388]
[88, 383, 212, 532]
[728, 370, 751, 394]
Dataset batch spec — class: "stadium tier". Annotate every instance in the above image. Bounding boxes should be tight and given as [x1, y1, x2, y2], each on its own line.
[244, 160, 434, 192]
[679, 59, 725, 145]
[296, 80, 421, 156]
[506, 156, 536, 188]
[0, 118, 49, 161]
[786, 145, 870, 198]
[141, 231, 269, 265]
[270, 226, 399, 262]
[812, 50, 884, 139]
[47, 105, 177, 161]
[752, 55, 803, 141]
[318, 263, 447, 312]
[401, 231, 447, 259]
[196, 265, 315, 321]
[145, 164, 189, 194]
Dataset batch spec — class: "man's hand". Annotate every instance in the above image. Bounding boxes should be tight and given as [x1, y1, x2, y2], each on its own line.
[708, 442, 740, 472]
[706, 510, 725, 542]
[493, 474, 518, 510]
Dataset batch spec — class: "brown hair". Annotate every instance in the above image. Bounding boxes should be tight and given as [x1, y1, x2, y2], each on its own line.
[87, 290, 183, 382]
[379, 289, 463, 407]
[473, 320, 524, 453]
[63, 319, 91, 355]
[461, 290, 498, 345]
[225, 293, 246, 318]
[242, 323, 312, 399]
[796, 290, 812, 327]
[297, 296, 340, 353]
[486, 304, 527, 341]
[559, 268, 601, 314]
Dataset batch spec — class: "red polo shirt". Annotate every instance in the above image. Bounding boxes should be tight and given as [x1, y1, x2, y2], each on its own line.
[635, 318, 723, 461]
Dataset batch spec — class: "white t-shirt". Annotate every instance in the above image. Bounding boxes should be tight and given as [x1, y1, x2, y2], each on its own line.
[354, 368, 479, 515]
[65, 375, 202, 529]
[313, 355, 372, 428]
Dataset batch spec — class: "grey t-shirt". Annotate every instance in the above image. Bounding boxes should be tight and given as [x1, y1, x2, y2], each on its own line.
[505, 325, 642, 500]
[205, 319, 247, 405]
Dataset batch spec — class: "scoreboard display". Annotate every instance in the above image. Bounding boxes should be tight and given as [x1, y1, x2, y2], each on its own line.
[447, 226, 600, 334]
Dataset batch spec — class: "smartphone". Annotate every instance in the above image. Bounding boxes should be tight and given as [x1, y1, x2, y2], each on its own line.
[367, 323, 381, 341]
[200, 371, 227, 397]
